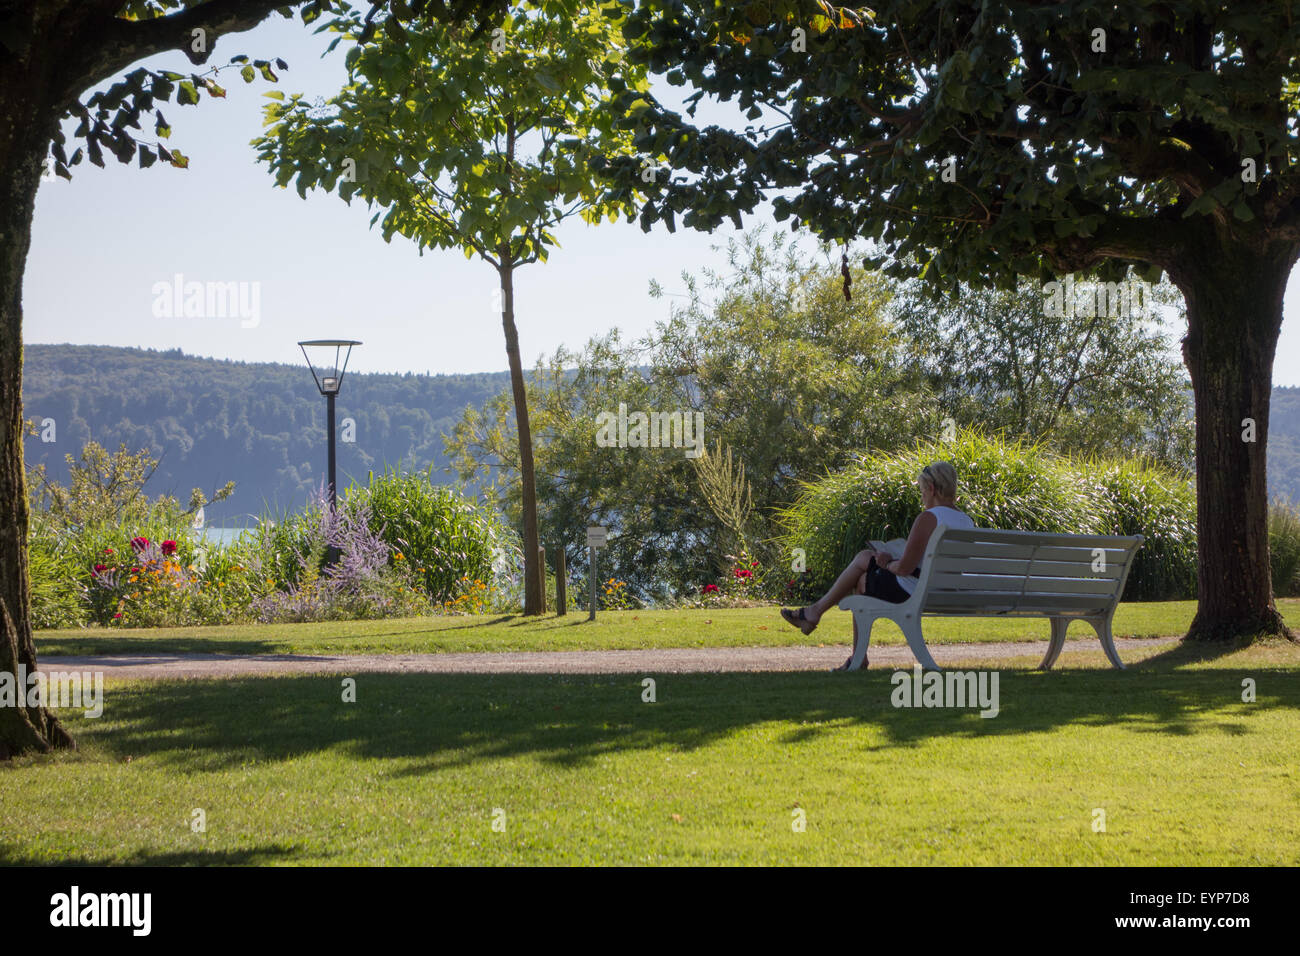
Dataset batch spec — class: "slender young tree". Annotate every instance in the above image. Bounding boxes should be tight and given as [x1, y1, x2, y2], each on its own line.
[594, 0, 1300, 642]
[254, 0, 652, 614]
[0, 0, 512, 756]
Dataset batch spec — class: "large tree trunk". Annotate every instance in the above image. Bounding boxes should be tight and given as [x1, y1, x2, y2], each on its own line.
[1172, 233, 1299, 643]
[0, 59, 74, 756]
[498, 261, 544, 615]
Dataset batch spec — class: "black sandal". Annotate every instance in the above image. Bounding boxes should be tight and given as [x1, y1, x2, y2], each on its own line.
[780, 606, 817, 636]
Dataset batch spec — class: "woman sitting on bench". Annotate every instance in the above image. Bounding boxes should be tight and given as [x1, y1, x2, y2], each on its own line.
[780, 460, 975, 670]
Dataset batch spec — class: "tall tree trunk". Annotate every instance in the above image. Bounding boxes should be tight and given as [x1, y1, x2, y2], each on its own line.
[0, 66, 74, 756]
[498, 261, 543, 615]
[1171, 233, 1299, 643]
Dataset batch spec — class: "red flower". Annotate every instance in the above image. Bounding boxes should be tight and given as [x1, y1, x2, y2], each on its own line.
[104, 548, 115, 555]
[733, 568, 752, 579]
[113, 612, 123, 619]
[161, 540, 178, 556]
[751, 560, 758, 567]
[93, 564, 107, 575]
[703, 584, 720, 594]
[130, 536, 149, 552]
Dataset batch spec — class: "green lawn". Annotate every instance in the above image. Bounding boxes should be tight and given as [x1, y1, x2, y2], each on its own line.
[33, 599, 1300, 657]
[2, 640, 1298, 865]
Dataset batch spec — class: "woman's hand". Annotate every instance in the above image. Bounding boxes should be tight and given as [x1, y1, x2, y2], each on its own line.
[872, 550, 895, 569]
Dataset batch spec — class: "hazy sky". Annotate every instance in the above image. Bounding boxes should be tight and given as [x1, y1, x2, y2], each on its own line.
[24, 12, 1300, 386]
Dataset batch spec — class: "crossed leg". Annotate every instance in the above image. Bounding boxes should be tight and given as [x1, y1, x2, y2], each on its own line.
[803, 550, 877, 626]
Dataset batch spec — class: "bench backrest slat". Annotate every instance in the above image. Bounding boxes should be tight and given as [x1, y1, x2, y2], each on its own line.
[916, 526, 1143, 617]
[927, 572, 1119, 595]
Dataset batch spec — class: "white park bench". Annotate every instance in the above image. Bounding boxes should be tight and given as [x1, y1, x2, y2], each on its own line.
[839, 526, 1145, 671]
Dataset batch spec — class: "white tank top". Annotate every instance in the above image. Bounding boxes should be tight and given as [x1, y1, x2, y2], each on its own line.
[896, 506, 976, 595]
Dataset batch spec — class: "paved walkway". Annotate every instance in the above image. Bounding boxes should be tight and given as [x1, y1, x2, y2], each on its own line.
[36, 636, 1180, 678]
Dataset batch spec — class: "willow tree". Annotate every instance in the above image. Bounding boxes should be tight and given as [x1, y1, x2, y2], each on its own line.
[0, 0, 512, 757]
[593, 0, 1300, 642]
[254, 0, 650, 614]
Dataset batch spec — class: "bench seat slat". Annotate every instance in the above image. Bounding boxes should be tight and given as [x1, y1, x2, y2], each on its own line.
[918, 606, 1105, 620]
[921, 591, 1115, 611]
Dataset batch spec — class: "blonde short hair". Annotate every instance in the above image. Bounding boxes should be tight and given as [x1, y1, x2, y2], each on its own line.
[920, 461, 957, 499]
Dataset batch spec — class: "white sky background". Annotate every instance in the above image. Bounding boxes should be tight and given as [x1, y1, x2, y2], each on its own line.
[23, 12, 1300, 386]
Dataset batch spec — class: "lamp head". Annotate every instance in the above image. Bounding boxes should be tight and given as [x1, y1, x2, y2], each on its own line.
[298, 339, 361, 396]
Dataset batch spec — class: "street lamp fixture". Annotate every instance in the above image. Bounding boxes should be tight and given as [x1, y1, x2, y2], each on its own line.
[298, 339, 361, 524]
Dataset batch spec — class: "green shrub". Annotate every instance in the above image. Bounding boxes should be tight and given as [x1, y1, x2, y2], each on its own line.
[1090, 459, 1198, 601]
[344, 466, 516, 604]
[775, 429, 1198, 602]
[1270, 499, 1300, 598]
[26, 531, 84, 629]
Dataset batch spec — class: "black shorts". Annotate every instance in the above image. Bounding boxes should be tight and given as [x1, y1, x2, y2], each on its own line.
[863, 556, 912, 604]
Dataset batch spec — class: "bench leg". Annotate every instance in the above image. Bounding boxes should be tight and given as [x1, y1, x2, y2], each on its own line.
[1093, 618, 1125, 670]
[1039, 617, 1070, 670]
[847, 612, 875, 670]
[899, 613, 941, 672]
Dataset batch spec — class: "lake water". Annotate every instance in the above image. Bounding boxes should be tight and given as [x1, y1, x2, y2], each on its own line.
[199, 527, 254, 547]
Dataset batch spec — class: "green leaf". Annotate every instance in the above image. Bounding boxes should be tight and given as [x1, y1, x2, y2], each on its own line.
[177, 81, 199, 106]
[241, 64, 256, 83]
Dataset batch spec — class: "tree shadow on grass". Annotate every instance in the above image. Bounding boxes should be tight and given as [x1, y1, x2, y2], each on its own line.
[0, 842, 312, 866]
[1128, 638, 1254, 669]
[34, 635, 289, 657]
[56, 657, 1300, 775]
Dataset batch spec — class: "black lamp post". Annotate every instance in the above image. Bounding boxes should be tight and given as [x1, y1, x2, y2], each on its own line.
[298, 340, 361, 543]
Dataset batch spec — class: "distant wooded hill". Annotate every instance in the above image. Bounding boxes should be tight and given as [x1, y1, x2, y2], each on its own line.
[21, 345, 1300, 524]
[22, 344, 512, 524]
[1272, 386, 1300, 505]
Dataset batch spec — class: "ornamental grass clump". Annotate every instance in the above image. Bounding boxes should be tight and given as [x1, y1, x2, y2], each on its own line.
[776, 429, 1098, 599]
[775, 428, 1203, 602]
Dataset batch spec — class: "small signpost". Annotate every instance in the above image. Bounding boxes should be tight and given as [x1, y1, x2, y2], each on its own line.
[586, 526, 608, 621]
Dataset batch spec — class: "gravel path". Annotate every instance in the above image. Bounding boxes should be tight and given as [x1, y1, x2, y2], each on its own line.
[36, 636, 1180, 678]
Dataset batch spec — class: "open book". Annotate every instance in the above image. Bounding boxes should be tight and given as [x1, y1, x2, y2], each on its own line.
[869, 538, 907, 560]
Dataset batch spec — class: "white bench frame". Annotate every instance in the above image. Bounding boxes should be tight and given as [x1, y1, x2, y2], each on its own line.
[839, 526, 1145, 671]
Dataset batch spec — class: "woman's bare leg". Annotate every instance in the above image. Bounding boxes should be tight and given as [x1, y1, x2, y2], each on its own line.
[850, 572, 866, 652]
[805, 550, 874, 624]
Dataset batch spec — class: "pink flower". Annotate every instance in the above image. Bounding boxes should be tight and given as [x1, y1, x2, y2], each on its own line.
[130, 536, 149, 552]
[161, 540, 178, 556]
